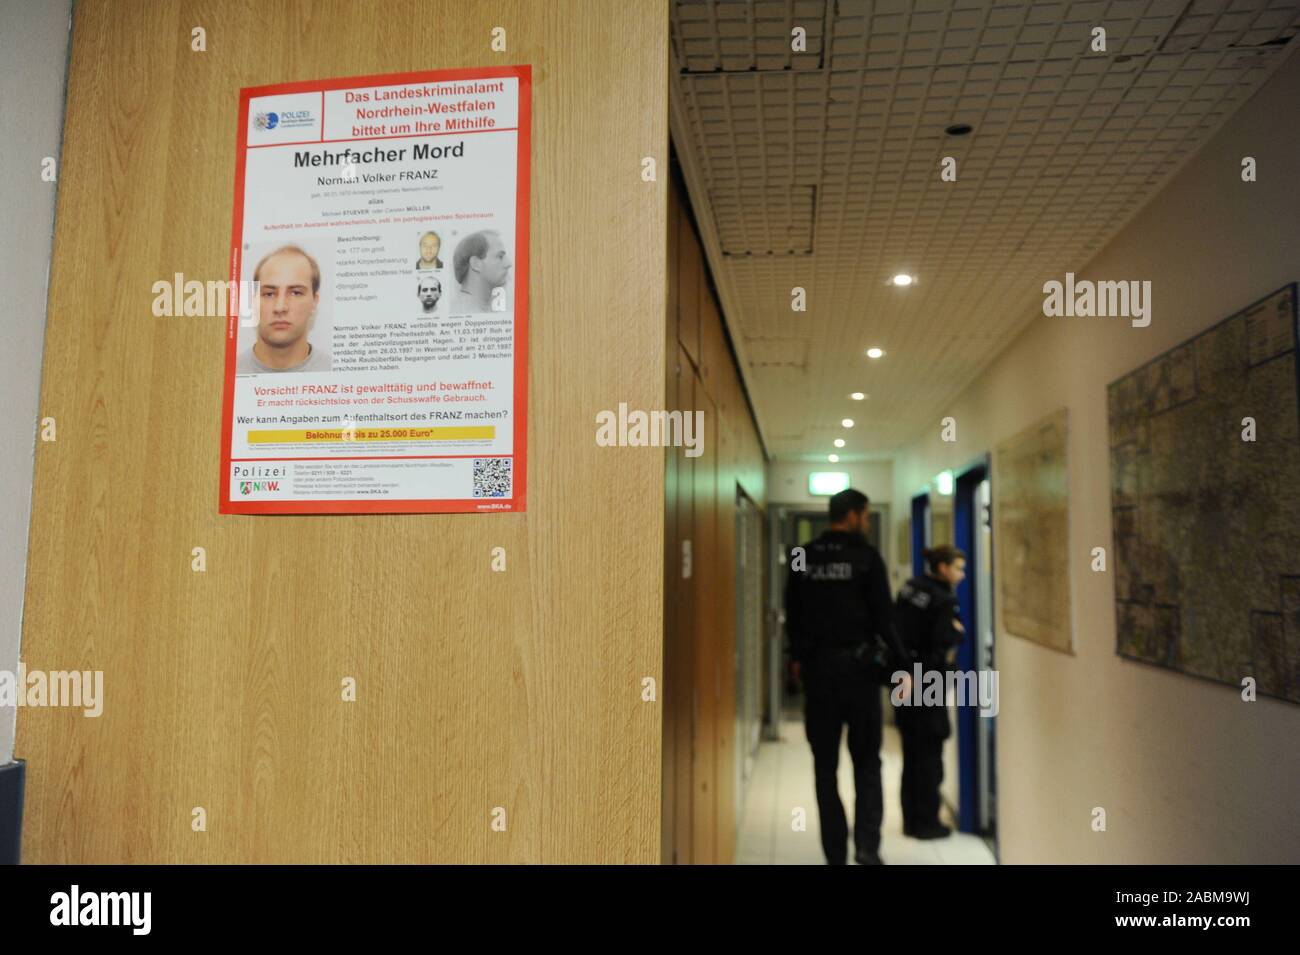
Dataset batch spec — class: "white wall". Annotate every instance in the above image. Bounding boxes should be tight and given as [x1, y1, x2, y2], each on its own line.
[0, 0, 72, 764]
[770, 458, 894, 562]
[769, 458, 893, 506]
[892, 47, 1300, 862]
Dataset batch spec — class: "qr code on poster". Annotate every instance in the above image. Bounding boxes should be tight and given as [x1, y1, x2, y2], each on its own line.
[472, 457, 512, 498]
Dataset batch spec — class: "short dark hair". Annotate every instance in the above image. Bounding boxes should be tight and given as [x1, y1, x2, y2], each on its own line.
[828, 488, 869, 523]
[923, 545, 966, 572]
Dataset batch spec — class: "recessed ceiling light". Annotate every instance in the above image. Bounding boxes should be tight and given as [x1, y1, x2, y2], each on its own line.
[841, 418, 854, 428]
[892, 274, 914, 286]
[849, 392, 866, 400]
[828, 454, 839, 463]
[945, 123, 973, 136]
[834, 439, 845, 448]
[866, 347, 885, 359]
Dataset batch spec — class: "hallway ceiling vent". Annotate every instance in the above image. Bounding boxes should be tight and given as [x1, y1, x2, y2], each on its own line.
[710, 184, 816, 257]
[745, 336, 809, 370]
[673, 0, 829, 74]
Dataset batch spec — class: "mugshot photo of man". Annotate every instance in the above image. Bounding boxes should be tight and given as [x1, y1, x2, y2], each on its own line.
[452, 229, 512, 313]
[418, 276, 442, 315]
[236, 245, 332, 374]
[415, 231, 444, 270]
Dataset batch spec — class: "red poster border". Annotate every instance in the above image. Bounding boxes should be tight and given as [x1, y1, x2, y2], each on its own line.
[218, 66, 531, 515]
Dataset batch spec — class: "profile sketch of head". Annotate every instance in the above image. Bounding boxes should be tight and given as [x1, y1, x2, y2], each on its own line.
[453, 230, 511, 313]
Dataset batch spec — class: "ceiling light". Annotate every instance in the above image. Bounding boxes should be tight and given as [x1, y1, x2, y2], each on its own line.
[828, 454, 839, 463]
[944, 123, 973, 136]
[866, 347, 885, 359]
[834, 439, 845, 448]
[849, 392, 866, 400]
[841, 418, 854, 428]
[892, 274, 914, 286]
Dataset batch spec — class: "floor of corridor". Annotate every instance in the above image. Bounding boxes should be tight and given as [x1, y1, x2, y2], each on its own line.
[735, 716, 997, 865]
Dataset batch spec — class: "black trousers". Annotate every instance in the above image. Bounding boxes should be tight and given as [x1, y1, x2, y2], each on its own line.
[898, 710, 947, 832]
[802, 651, 882, 864]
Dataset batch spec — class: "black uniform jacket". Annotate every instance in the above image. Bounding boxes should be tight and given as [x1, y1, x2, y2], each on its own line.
[895, 574, 963, 736]
[896, 574, 962, 671]
[783, 529, 908, 671]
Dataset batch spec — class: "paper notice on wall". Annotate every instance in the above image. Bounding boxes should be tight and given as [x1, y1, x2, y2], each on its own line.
[219, 66, 530, 514]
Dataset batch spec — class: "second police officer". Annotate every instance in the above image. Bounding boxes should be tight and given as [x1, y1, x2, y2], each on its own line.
[895, 544, 967, 839]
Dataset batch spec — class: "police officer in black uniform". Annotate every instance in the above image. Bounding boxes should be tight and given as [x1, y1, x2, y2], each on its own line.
[895, 544, 966, 839]
[784, 488, 911, 865]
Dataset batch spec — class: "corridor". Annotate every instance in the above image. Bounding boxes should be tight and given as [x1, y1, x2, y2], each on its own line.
[736, 717, 996, 865]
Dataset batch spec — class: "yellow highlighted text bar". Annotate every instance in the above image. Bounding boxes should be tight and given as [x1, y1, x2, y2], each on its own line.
[247, 426, 495, 443]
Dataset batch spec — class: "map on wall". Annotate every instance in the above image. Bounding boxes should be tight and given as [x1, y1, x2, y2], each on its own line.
[994, 409, 1072, 653]
[1109, 284, 1300, 703]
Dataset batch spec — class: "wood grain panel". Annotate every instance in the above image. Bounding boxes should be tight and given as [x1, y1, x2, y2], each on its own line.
[690, 387, 718, 864]
[667, 182, 680, 363]
[698, 284, 722, 399]
[672, 346, 695, 865]
[660, 173, 770, 864]
[661, 203, 681, 861]
[676, 202, 701, 369]
[18, 0, 668, 864]
[714, 414, 738, 864]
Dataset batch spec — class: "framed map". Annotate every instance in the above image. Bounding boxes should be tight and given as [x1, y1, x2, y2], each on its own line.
[1108, 283, 1300, 703]
[994, 409, 1072, 652]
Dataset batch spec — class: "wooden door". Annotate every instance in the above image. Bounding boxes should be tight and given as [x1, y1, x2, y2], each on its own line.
[18, 0, 668, 864]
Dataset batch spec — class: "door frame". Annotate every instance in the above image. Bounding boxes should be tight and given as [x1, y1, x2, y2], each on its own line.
[954, 457, 997, 853]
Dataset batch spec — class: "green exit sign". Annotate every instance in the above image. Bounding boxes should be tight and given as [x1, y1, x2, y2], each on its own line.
[808, 472, 850, 496]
